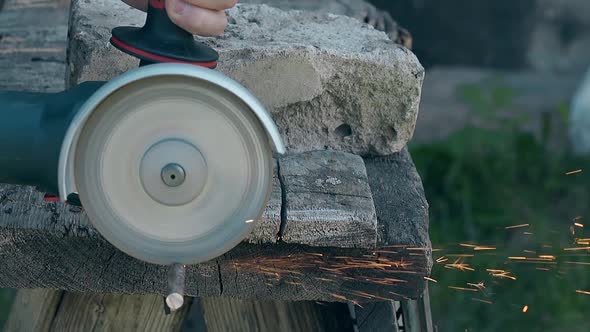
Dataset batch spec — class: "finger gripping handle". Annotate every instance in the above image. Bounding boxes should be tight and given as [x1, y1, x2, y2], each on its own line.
[110, 0, 219, 67]
[144, 0, 193, 44]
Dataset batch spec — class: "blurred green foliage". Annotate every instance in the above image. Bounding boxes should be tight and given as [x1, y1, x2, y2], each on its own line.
[410, 82, 590, 331]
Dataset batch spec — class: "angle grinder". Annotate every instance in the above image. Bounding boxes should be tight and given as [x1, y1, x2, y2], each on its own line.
[0, 0, 285, 309]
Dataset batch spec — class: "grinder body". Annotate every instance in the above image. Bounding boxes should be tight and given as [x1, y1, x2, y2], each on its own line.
[0, 82, 103, 195]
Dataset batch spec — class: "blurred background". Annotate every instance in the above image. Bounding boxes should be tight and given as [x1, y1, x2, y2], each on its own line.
[1, 0, 590, 331]
[370, 0, 590, 331]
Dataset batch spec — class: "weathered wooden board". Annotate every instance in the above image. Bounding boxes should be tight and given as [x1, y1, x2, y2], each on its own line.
[5, 289, 190, 332]
[3, 288, 63, 332]
[279, 151, 377, 248]
[198, 298, 353, 332]
[0, 179, 428, 302]
[0, 151, 429, 302]
[49, 292, 190, 332]
[0, 0, 68, 92]
[352, 301, 400, 332]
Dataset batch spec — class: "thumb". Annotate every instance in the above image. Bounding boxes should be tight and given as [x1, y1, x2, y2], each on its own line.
[165, 0, 228, 36]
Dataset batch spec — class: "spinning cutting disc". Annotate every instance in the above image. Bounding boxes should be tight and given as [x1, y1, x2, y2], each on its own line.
[74, 75, 274, 265]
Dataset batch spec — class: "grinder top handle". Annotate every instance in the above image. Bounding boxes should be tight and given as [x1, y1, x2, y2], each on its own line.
[111, 0, 219, 67]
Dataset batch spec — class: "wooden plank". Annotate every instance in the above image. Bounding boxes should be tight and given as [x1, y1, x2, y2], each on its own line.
[279, 151, 377, 248]
[3, 289, 63, 332]
[400, 286, 434, 332]
[5, 291, 192, 332]
[0, 1, 68, 92]
[352, 301, 399, 332]
[199, 298, 352, 332]
[0, 209, 428, 301]
[364, 150, 432, 257]
[49, 293, 190, 332]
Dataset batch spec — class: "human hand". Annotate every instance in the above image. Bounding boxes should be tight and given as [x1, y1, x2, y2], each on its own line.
[122, 0, 238, 36]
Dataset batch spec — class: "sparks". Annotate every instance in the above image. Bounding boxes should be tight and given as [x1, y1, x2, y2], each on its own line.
[522, 305, 529, 313]
[576, 290, 590, 295]
[565, 261, 590, 266]
[331, 294, 348, 301]
[467, 282, 486, 290]
[436, 256, 449, 263]
[445, 260, 475, 272]
[505, 223, 529, 230]
[472, 298, 493, 305]
[508, 256, 527, 260]
[474, 246, 497, 251]
[575, 223, 584, 228]
[564, 246, 590, 251]
[566, 169, 583, 175]
[424, 276, 438, 283]
[487, 269, 517, 280]
[449, 286, 478, 292]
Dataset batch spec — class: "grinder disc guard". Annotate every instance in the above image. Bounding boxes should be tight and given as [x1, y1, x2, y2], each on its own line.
[73, 72, 274, 265]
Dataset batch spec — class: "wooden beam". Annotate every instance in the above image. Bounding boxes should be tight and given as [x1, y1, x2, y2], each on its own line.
[3, 289, 62, 332]
[279, 151, 377, 248]
[198, 298, 353, 332]
[5, 290, 190, 332]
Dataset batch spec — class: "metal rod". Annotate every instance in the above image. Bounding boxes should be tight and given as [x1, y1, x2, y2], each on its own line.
[165, 263, 187, 313]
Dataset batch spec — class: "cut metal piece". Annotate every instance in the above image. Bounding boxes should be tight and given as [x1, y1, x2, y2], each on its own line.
[73, 73, 275, 265]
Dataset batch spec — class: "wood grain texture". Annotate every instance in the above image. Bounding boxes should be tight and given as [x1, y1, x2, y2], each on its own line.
[49, 293, 190, 332]
[0, 154, 428, 302]
[400, 286, 434, 332]
[279, 151, 377, 248]
[0, 0, 68, 92]
[3, 289, 63, 332]
[199, 298, 353, 332]
[353, 301, 400, 332]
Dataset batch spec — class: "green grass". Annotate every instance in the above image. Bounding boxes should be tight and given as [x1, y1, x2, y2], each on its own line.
[409, 82, 590, 331]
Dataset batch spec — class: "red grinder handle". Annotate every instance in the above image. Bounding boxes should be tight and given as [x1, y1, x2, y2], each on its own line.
[110, 0, 219, 68]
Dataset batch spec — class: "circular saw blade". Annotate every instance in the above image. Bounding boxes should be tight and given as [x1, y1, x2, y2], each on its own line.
[74, 75, 274, 265]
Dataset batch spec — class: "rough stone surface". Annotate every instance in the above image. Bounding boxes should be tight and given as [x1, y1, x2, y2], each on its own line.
[279, 151, 377, 248]
[241, 0, 409, 46]
[67, 0, 424, 156]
